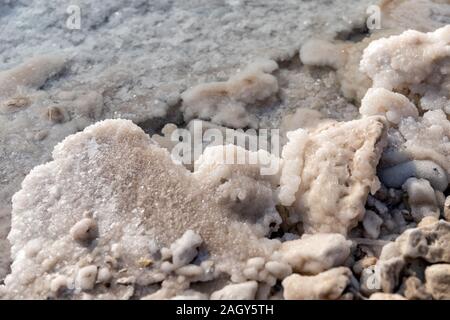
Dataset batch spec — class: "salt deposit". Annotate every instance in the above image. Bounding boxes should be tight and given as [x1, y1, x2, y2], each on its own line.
[2, 0, 450, 300]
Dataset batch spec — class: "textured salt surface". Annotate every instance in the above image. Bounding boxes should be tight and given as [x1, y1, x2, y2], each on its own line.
[2, 0, 450, 300]
[0, 0, 372, 280]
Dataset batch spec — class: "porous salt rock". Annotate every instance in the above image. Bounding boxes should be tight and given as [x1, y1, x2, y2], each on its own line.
[280, 116, 387, 234]
[169, 230, 202, 268]
[376, 257, 405, 293]
[381, 220, 450, 263]
[402, 178, 440, 222]
[0, 55, 66, 98]
[360, 88, 418, 125]
[181, 59, 279, 128]
[282, 267, 352, 300]
[368, 293, 406, 300]
[361, 25, 450, 90]
[418, 216, 439, 229]
[299, 29, 402, 102]
[70, 218, 98, 244]
[279, 108, 330, 142]
[193, 144, 282, 237]
[3, 119, 282, 299]
[210, 281, 258, 300]
[425, 264, 450, 300]
[265, 261, 292, 280]
[404, 276, 431, 300]
[280, 233, 352, 275]
[444, 196, 450, 221]
[50, 275, 69, 294]
[278, 129, 308, 206]
[361, 25, 450, 115]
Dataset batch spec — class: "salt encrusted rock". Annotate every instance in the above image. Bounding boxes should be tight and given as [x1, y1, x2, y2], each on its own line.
[402, 178, 440, 222]
[264, 261, 292, 280]
[403, 276, 431, 300]
[193, 144, 282, 236]
[280, 233, 352, 274]
[70, 218, 98, 244]
[425, 264, 450, 300]
[169, 230, 202, 268]
[361, 25, 450, 90]
[75, 265, 98, 291]
[395, 220, 450, 263]
[210, 281, 258, 300]
[368, 293, 406, 300]
[50, 275, 69, 295]
[280, 116, 387, 234]
[3, 119, 282, 299]
[361, 25, 450, 117]
[363, 210, 383, 239]
[181, 59, 279, 128]
[444, 196, 450, 221]
[300, 39, 346, 69]
[360, 88, 418, 125]
[0, 55, 66, 98]
[377, 257, 405, 293]
[418, 216, 439, 229]
[282, 267, 352, 300]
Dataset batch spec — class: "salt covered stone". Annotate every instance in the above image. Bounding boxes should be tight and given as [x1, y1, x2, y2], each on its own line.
[402, 178, 440, 222]
[425, 264, 450, 300]
[279, 116, 387, 234]
[361, 25, 450, 91]
[282, 267, 352, 300]
[361, 25, 450, 116]
[0, 55, 66, 99]
[181, 59, 279, 128]
[210, 281, 258, 300]
[376, 257, 405, 293]
[300, 39, 346, 69]
[169, 230, 202, 268]
[70, 218, 98, 244]
[382, 110, 450, 186]
[360, 88, 418, 125]
[280, 233, 352, 274]
[3, 119, 282, 299]
[264, 261, 292, 280]
[75, 265, 98, 291]
[396, 220, 450, 263]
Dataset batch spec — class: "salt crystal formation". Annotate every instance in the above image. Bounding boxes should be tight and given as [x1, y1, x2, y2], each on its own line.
[2, 0, 450, 300]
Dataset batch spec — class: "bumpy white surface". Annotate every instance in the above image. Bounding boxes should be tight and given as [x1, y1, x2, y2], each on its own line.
[2, 120, 283, 299]
[360, 88, 418, 125]
[282, 267, 352, 300]
[279, 116, 387, 234]
[280, 233, 352, 274]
